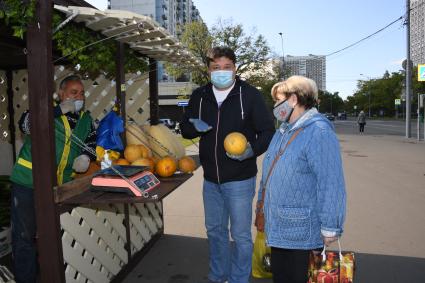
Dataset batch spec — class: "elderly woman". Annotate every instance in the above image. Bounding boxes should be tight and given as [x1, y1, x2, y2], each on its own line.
[256, 76, 346, 283]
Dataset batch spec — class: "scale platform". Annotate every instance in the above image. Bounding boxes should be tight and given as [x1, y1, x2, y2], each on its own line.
[91, 165, 160, 197]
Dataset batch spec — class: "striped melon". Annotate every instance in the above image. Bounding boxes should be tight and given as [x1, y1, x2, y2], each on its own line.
[144, 124, 185, 159]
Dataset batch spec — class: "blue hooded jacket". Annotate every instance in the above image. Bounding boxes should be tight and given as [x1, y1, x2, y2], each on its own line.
[258, 108, 346, 250]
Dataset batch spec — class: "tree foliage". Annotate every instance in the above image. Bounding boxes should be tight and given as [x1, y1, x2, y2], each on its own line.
[344, 68, 425, 117]
[166, 19, 271, 86]
[318, 90, 344, 114]
[165, 21, 212, 84]
[1, 3, 148, 80]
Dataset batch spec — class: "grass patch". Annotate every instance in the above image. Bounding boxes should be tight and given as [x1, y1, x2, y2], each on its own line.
[180, 137, 200, 147]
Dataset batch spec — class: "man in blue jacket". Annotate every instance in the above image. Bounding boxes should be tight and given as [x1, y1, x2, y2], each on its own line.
[181, 47, 275, 283]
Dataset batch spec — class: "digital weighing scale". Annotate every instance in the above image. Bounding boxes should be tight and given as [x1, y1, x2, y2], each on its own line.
[91, 166, 160, 197]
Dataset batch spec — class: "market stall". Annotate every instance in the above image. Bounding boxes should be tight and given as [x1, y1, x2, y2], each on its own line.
[0, 1, 200, 282]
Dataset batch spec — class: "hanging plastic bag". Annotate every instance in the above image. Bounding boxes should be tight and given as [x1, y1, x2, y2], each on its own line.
[252, 231, 273, 278]
[96, 111, 124, 151]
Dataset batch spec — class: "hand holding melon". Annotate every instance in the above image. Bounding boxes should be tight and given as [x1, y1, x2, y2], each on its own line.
[224, 132, 254, 161]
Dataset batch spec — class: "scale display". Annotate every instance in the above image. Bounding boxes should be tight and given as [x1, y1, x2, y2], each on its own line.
[91, 165, 160, 197]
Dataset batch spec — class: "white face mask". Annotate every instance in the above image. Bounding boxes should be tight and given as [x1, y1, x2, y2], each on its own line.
[74, 100, 84, 112]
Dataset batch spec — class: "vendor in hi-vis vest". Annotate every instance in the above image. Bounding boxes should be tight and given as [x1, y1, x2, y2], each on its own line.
[9, 75, 96, 283]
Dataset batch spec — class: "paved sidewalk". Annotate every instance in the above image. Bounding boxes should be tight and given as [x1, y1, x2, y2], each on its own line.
[123, 134, 425, 283]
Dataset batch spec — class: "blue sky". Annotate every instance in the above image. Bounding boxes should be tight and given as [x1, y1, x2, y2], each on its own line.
[86, 0, 406, 99]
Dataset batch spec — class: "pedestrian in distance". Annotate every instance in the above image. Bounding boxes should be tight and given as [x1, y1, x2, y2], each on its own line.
[357, 110, 366, 134]
[255, 76, 346, 283]
[180, 46, 275, 283]
[9, 75, 96, 283]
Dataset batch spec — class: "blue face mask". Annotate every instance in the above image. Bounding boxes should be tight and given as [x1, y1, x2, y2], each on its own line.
[211, 70, 234, 89]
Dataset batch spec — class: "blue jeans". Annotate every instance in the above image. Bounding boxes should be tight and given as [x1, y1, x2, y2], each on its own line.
[203, 177, 256, 283]
[11, 183, 37, 283]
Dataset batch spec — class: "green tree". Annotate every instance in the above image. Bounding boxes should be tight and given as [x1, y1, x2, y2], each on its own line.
[165, 19, 271, 86]
[165, 21, 213, 84]
[345, 71, 404, 117]
[318, 90, 344, 114]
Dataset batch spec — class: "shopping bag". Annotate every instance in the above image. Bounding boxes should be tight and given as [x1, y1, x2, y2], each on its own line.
[308, 240, 355, 283]
[252, 231, 273, 278]
[96, 111, 124, 151]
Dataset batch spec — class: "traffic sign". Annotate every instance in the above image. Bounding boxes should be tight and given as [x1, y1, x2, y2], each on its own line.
[395, 99, 401, 105]
[418, 64, 425, 82]
[177, 101, 189, 107]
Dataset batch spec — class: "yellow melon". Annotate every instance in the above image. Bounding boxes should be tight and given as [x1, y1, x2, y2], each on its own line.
[126, 124, 149, 145]
[124, 144, 143, 163]
[155, 156, 177, 177]
[132, 158, 155, 172]
[224, 132, 247, 155]
[178, 156, 197, 173]
[144, 124, 185, 159]
[138, 144, 152, 158]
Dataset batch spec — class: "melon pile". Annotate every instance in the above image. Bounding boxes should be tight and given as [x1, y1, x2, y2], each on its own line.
[120, 123, 196, 177]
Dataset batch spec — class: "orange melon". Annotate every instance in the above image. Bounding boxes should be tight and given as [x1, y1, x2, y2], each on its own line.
[178, 156, 196, 173]
[155, 156, 177, 177]
[113, 158, 130, 166]
[224, 132, 247, 155]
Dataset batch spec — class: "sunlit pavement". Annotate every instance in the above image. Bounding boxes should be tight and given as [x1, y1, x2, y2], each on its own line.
[124, 124, 425, 283]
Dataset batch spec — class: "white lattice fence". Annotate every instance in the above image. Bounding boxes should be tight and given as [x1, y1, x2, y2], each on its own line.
[0, 71, 9, 143]
[0, 66, 163, 282]
[61, 202, 163, 283]
[7, 66, 150, 148]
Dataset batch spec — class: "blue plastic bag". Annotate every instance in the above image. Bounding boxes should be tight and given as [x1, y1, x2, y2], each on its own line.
[96, 111, 124, 151]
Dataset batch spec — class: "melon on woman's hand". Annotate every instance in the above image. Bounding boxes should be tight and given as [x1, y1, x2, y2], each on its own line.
[224, 132, 247, 155]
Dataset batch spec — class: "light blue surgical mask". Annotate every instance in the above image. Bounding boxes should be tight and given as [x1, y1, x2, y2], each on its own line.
[74, 100, 84, 112]
[211, 70, 234, 89]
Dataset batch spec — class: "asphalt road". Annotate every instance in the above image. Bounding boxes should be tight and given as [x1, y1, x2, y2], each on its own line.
[332, 118, 423, 138]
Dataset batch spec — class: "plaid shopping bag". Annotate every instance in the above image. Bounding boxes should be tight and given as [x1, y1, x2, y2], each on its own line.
[308, 240, 355, 283]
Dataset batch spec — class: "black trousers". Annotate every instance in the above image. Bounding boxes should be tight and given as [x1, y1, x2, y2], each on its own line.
[359, 123, 365, 132]
[271, 247, 310, 283]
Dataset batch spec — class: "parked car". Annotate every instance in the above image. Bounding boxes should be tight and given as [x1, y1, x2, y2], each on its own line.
[159, 118, 176, 129]
[337, 112, 347, 120]
[324, 113, 335, 121]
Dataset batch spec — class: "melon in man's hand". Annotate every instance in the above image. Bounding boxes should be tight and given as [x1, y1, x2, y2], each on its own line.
[224, 132, 247, 155]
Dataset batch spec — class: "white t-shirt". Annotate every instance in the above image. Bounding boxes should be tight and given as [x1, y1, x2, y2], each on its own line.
[213, 81, 235, 107]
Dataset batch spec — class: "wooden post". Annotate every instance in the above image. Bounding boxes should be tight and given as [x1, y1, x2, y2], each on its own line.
[26, 1, 65, 282]
[6, 70, 16, 162]
[116, 41, 126, 145]
[149, 58, 159, 125]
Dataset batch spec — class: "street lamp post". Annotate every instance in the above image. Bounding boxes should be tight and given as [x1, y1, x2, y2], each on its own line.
[278, 32, 285, 79]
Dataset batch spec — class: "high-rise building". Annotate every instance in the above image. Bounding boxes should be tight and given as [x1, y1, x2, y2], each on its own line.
[108, 0, 201, 81]
[411, 0, 425, 65]
[108, 0, 201, 38]
[284, 55, 326, 91]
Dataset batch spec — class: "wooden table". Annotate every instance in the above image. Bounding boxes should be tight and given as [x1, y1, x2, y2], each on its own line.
[54, 171, 193, 208]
